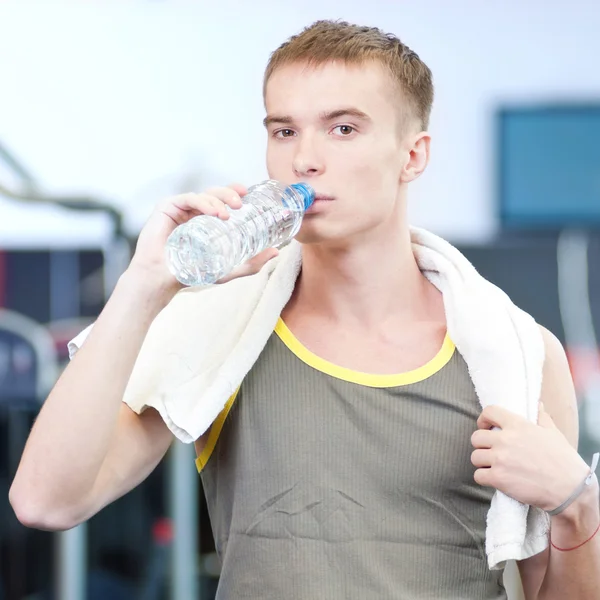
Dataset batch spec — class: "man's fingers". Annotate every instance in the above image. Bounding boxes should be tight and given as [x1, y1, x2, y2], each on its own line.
[473, 468, 494, 488]
[471, 428, 500, 449]
[477, 405, 521, 431]
[217, 247, 279, 284]
[166, 190, 240, 221]
[244, 248, 279, 272]
[202, 187, 243, 210]
[227, 183, 249, 197]
[471, 449, 494, 468]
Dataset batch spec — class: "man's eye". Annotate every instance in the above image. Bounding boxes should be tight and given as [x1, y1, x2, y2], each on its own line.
[332, 125, 355, 136]
[275, 129, 295, 138]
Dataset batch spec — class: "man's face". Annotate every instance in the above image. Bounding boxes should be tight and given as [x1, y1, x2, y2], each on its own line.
[264, 60, 414, 246]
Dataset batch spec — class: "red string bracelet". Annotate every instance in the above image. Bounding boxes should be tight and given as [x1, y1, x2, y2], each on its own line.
[550, 520, 600, 552]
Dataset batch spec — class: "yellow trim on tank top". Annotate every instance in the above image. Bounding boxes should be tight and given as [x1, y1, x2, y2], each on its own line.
[274, 317, 455, 388]
[196, 318, 456, 471]
[195, 387, 240, 473]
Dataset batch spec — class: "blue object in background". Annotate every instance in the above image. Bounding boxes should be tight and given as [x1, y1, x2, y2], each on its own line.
[498, 105, 600, 229]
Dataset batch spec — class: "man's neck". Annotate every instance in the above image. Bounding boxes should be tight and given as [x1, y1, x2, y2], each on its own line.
[284, 224, 445, 332]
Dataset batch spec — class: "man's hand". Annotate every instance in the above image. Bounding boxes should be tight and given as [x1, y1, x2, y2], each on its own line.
[471, 403, 590, 512]
[130, 184, 279, 292]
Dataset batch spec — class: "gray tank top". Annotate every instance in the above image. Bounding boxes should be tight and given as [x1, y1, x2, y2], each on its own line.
[198, 318, 507, 599]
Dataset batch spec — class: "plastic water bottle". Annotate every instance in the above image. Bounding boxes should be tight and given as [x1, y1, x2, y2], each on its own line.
[165, 180, 315, 286]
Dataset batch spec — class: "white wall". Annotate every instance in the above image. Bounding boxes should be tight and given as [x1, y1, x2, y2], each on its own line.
[1, 0, 599, 246]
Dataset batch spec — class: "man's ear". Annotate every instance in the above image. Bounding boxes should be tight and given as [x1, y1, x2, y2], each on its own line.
[400, 132, 431, 183]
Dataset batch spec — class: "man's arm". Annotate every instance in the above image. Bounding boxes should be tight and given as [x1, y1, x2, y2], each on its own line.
[517, 327, 600, 600]
[9, 268, 176, 530]
[9, 186, 277, 531]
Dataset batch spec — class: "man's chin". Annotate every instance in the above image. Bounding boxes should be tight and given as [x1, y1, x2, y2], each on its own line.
[294, 225, 331, 246]
[294, 223, 349, 247]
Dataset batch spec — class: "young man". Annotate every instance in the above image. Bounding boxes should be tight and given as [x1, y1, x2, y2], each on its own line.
[10, 20, 600, 599]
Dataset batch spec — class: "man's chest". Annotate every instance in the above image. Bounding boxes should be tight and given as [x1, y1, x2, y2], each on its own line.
[226, 336, 482, 501]
[277, 317, 448, 376]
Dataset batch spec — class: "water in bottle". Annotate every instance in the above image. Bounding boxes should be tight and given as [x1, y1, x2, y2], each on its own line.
[166, 180, 315, 286]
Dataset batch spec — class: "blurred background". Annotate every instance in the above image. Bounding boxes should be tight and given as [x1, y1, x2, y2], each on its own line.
[0, 1, 599, 598]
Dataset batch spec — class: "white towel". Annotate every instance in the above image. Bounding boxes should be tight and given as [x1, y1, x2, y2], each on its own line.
[68, 225, 550, 569]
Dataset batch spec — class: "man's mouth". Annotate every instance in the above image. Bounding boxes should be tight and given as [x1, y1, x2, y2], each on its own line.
[305, 194, 334, 214]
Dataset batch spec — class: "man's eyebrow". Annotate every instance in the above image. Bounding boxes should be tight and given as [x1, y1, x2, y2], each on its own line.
[319, 108, 371, 122]
[263, 107, 371, 128]
[263, 114, 294, 128]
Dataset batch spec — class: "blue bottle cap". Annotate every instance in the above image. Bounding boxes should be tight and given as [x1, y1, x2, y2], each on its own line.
[290, 183, 315, 210]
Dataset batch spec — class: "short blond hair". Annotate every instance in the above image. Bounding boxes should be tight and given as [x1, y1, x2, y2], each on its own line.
[264, 20, 434, 131]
